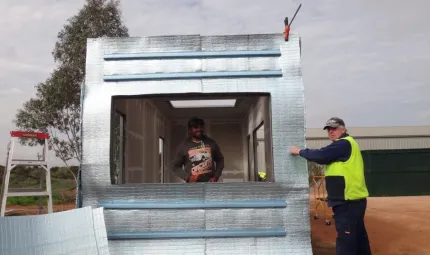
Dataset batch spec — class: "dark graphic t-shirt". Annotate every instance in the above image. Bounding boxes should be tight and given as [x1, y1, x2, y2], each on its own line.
[172, 136, 224, 182]
[188, 144, 214, 176]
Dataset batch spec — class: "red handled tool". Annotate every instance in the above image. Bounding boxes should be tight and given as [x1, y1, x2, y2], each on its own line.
[284, 3, 302, 41]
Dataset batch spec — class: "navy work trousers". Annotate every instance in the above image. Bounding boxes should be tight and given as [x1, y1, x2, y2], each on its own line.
[332, 199, 372, 255]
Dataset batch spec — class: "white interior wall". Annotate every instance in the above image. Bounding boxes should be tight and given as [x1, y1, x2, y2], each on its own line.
[245, 96, 273, 181]
[169, 123, 187, 183]
[114, 99, 171, 184]
[256, 126, 266, 175]
[208, 120, 244, 182]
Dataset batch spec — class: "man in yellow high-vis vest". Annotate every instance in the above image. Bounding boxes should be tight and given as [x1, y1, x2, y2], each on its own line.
[289, 117, 372, 255]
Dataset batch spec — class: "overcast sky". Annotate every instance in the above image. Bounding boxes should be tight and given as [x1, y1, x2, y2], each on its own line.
[0, 0, 429, 166]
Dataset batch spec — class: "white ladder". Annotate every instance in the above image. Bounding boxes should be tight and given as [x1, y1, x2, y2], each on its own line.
[0, 131, 53, 217]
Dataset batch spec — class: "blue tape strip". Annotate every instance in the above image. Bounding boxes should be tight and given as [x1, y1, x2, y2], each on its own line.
[104, 50, 281, 60]
[107, 228, 287, 240]
[104, 70, 282, 81]
[98, 200, 287, 209]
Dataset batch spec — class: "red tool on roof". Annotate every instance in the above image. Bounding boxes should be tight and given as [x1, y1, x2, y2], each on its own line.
[284, 3, 302, 41]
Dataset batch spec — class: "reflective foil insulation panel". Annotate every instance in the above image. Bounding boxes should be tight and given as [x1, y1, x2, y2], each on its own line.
[80, 33, 312, 255]
[0, 207, 109, 255]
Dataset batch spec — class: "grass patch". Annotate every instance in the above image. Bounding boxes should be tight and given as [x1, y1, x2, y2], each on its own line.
[1, 178, 76, 206]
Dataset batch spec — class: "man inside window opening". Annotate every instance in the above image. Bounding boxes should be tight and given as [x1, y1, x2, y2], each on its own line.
[289, 117, 372, 255]
[172, 117, 225, 183]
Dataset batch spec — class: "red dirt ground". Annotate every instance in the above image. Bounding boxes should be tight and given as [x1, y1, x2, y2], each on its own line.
[5, 203, 76, 216]
[5, 195, 430, 254]
[311, 196, 430, 255]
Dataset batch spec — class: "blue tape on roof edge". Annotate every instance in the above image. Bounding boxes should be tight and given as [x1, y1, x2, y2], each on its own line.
[104, 50, 281, 60]
[104, 70, 282, 82]
[107, 228, 287, 240]
[98, 199, 287, 209]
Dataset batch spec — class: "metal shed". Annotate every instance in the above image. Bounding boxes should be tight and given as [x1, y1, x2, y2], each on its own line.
[306, 126, 430, 150]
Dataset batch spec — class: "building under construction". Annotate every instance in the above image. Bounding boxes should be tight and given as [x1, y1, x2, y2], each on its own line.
[1, 29, 312, 254]
[77, 32, 311, 254]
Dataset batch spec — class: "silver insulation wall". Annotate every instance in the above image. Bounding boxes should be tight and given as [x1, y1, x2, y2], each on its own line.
[0, 207, 109, 255]
[80, 33, 312, 254]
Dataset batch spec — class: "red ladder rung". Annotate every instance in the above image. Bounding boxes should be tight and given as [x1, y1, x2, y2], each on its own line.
[10, 131, 50, 140]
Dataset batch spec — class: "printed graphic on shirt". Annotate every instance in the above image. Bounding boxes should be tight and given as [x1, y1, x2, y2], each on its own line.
[187, 145, 213, 176]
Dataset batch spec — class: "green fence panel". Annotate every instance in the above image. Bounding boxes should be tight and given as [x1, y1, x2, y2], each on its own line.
[362, 149, 430, 196]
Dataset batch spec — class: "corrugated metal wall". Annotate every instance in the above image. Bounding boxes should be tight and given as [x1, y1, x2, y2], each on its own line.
[306, 126, 430, 150]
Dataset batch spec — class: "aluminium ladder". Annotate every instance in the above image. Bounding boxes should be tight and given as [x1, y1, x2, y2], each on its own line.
[0, 131, 53, 217]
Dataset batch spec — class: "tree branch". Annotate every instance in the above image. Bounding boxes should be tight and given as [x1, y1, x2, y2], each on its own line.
[12, 0, 129, 187]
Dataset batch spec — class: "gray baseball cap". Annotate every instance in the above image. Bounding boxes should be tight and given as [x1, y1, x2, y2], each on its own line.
[323, 117, 345, 130]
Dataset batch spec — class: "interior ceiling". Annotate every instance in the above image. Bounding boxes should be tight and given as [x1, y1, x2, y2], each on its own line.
[147, 95, 263, 120]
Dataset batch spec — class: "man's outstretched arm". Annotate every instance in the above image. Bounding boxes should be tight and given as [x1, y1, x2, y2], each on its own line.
[296, 139, 351, 165]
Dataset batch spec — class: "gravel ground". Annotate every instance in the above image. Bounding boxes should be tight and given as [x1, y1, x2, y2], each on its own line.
[311, 195, 430, 255]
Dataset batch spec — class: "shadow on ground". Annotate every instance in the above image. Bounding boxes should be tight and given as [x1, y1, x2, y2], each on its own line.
[313, 246, 335, 255]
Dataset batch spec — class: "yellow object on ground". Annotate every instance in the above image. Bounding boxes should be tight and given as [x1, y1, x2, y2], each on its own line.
[258, 172, 267, 181]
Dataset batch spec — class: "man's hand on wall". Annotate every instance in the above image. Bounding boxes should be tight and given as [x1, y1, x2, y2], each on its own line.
[289, 146, 301, 155]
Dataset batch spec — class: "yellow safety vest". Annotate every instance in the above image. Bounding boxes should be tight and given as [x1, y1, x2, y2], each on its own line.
[325, 136, 369, 201]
